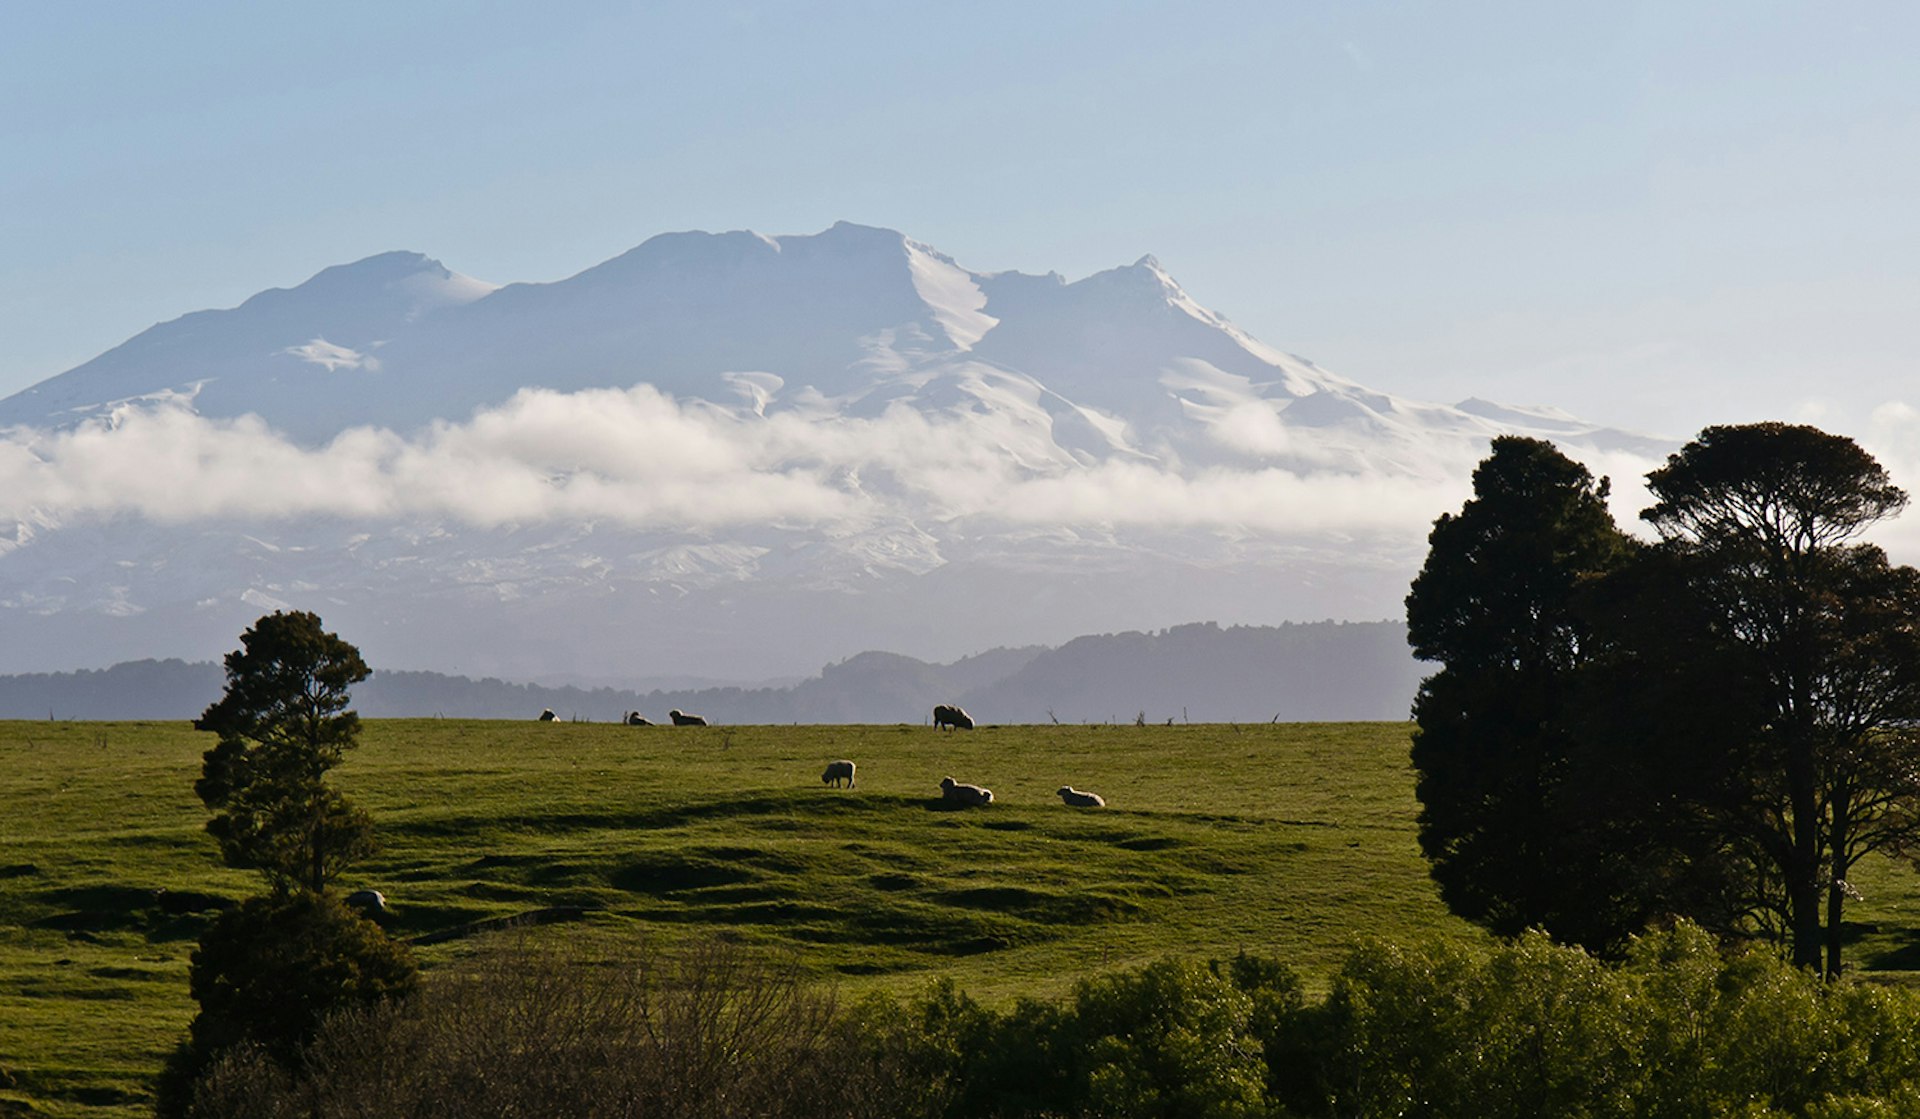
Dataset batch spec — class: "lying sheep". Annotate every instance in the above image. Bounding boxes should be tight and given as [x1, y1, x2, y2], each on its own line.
[1056, 786, 1106, 808]
[940, 776, 993, 807]
[933, 703, 975, 731]
[537, 708, 558, 722]
[624, 711, 654, 726]
[345, 888, 388, 914]
[669, 709, 709, 727]
[822, 759, 857, 788]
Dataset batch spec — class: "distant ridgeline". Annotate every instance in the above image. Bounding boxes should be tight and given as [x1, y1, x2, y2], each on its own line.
[0, 621, 1421, 724]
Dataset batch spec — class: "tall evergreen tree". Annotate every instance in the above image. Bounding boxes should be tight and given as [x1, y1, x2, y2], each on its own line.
[1406, 436, 1638, 950]
[194, 610, 375, 894]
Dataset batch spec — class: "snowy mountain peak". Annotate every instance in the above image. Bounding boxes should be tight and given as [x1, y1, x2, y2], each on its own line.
[0, 221, 1675, 684]
[249, 250, 497, 314]
[0, 222, 1656, 468]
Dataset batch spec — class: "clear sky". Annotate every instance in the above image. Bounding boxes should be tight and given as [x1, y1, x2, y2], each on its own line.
[4, 1, 1915, 441]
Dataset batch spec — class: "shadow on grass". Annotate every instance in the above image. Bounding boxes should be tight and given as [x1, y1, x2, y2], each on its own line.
[389, 792, 897, 840]
[30, 884, 233, 937]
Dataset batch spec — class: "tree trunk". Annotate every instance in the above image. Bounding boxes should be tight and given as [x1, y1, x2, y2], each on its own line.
[1787, 733, 1824, 971]
[1825, 801, 1852, 980]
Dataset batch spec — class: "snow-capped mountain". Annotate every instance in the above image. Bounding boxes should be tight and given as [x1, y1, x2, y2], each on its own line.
[0, 223, 1663, 682]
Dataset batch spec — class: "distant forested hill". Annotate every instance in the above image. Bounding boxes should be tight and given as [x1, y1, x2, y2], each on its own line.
[0, 621, 1421, 723]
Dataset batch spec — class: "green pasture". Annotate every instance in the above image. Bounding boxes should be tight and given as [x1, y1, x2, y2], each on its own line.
[7, 718, 1920, 1118]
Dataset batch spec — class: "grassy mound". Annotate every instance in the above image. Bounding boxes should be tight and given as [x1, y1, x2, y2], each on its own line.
[7, 718, 1920, 1117]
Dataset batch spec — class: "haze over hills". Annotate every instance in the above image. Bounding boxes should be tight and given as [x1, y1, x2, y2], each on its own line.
[0, 223, 1663, 682]
[0, 621, 1422, 725]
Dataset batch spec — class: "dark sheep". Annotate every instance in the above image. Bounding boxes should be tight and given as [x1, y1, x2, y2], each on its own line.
[932, 704, 975, 731]
[669, 709, 709, 727]
[821, 759, 856, 788]
[624, 711, 654, 726]
[537, 708, 558, 722]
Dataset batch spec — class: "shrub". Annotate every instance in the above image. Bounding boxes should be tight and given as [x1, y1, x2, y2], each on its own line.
[1070, 957, 1270, 1119]
[179, 935, 918, 1119]
[158, 891, 415, 1117]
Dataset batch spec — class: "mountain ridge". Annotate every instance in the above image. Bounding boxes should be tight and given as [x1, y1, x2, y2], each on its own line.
[0, 620, 1420, 724]
[0, 222, 1663, 680]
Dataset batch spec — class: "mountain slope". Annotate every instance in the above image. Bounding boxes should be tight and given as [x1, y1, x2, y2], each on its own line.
[0, 223, 1662, 679]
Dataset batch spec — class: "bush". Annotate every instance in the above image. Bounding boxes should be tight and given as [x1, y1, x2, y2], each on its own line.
[158, 891, 415, 1117]
[1072, 958, 1270, 1119]
[179, 935, 919, 1119]
[171, 923, 1920, 1119]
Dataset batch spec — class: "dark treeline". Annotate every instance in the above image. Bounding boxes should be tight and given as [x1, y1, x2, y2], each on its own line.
[1407, 425, 1920, 977]
[0, 620, 1421, 723]
[183, 925, 1920, 1119]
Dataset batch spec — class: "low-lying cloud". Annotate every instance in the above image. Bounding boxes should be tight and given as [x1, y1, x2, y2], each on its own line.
[3, 386, 1911, 563]
[0, 385, 1478, 540]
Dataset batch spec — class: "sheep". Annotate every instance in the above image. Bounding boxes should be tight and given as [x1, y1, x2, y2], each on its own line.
[821, 759, 857, 788]
[669, 709, 709, 727]
[537, 708, 558, 722]
[1056, 786, 1106, 808]
[932, 703, 975, 731]
[940, 776, 993, 807]
[345, 888, 388, 914]
[624, 711, 654, 726]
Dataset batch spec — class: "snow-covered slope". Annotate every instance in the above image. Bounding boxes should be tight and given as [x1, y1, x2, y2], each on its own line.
[0, 223, 1666, 680]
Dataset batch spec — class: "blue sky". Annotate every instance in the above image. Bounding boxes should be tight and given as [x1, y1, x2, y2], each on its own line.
[4, 1, 1915, 439]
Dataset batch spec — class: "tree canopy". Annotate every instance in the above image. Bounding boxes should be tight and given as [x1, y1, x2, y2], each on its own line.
[1405, 436, 1642, 950]
[1410, 425, 1920, 974]
[1635, 423, 1920, 974]
[194, 610, 375, 894]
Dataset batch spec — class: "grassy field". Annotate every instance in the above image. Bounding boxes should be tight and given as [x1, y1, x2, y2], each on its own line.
[6, 718, 1920, 1118]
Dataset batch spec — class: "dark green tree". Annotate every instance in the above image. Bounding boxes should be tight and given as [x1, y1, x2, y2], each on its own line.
[194, 610, 374, 894]
[155, 891, 416, 1118]
[1405, 436, 1640, 950]
[1635, 423, 1920, 975]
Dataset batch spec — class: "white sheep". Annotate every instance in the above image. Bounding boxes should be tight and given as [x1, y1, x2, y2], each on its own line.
[1056, 786, 1106, 808]
[537, 708, 558, 722]
[940, 776, 993, 807]
[669, 709, 709, 726]
[821, 759, 857, 788]
[345, 888, 388, 914]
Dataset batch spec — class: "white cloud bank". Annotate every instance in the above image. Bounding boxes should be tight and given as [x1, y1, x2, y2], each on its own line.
[0, 385, 1475, 539]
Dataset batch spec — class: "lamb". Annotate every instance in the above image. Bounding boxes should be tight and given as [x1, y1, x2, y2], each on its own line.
[624, 711, 654, 726]
[1056, 786, 1106, 808]
[821, 759, 857, 788]
[537, 708, 558, 722]
[940, 776, 993, 807]
[669, 709, 709, 726]
[932, 704, 975, 731]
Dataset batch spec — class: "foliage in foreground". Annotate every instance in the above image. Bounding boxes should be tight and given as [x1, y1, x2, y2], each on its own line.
[184, 923, 1920, 1119]
[155, 891, 417, 1118]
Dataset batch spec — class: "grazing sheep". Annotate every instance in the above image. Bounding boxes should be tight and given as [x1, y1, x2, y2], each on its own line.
[940, 776, 993, 807]
[344, 888, 388, 914]
[822, 759, 857, 788]
[1056, 786, 1106, 808]
[932, 704, 975, 731]
[537, 708, 558, 722]
[624, 711, 654, 726]
[669, 709, 709, 727]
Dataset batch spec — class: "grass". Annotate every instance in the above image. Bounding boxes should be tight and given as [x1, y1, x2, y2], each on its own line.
[8, 718, 1920, 1117]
